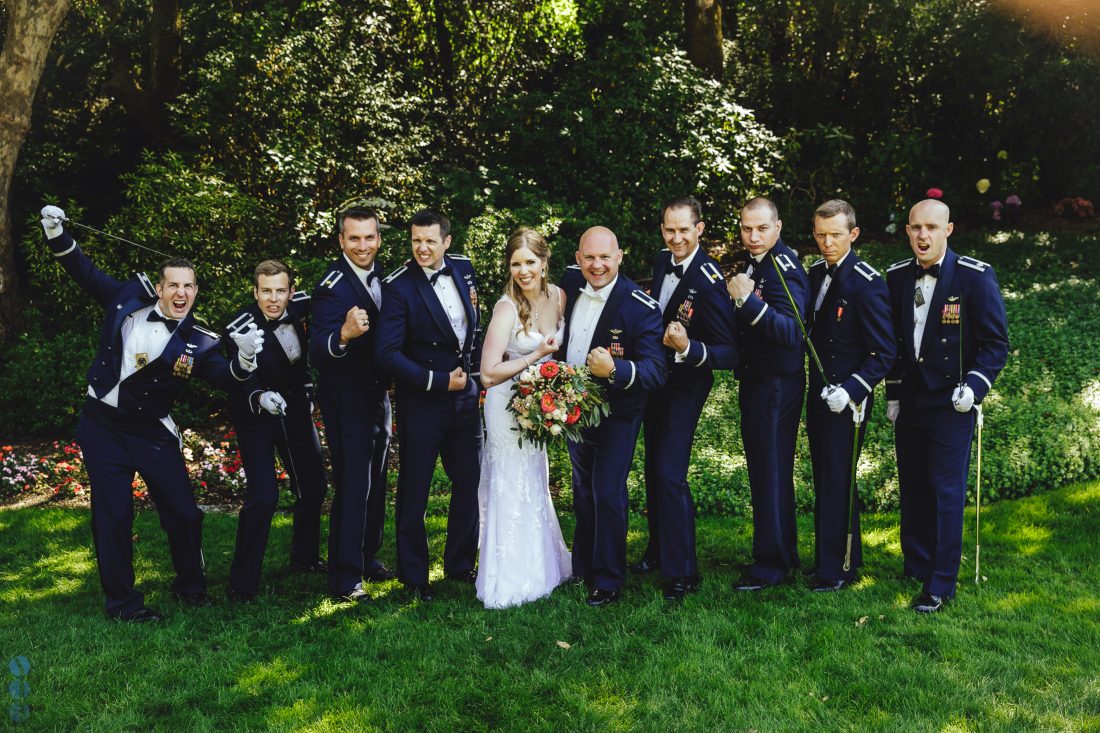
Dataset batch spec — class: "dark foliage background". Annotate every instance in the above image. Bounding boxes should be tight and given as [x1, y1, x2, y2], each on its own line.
[3, 0, 1098, 511]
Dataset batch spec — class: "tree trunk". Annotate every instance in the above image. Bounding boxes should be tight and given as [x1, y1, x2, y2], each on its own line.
[0, 0, 71, 344]
[684, 0, 723, 79]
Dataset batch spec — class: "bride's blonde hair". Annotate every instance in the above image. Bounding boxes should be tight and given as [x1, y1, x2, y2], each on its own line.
[502, 227, 550, 334]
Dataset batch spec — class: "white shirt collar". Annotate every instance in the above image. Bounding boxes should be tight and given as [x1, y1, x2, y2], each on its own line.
[670, 245, 700, 271]
[826, 250, 852, 273]
[751, 251, 767, 263]
[342, 253, 377, 284]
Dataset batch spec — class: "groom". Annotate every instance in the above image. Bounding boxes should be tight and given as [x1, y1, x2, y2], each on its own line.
[560, 226, 667, 606]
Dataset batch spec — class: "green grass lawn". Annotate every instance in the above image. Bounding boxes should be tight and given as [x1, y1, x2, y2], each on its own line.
[2, 483, 1099, 732]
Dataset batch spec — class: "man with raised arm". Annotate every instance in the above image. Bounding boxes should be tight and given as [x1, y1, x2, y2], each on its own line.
[38, 204, 262, 621]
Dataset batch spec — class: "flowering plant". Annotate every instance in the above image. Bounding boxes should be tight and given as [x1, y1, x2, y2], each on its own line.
[508, 360, 609, 447]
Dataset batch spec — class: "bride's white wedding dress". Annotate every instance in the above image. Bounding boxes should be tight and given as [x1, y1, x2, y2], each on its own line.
[476, 296, 571, 609]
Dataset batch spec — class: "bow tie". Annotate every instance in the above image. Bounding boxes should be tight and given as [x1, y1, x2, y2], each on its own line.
[915, 262, 940, 279]
[669, 263, 685, 279]
[580, 284, 606, 301]
[147, 310, 180, 332]
[429, 266, 453, 286]
[825, 264, 839, 278]
[365, 270, 380, 285]
[261, 314, 289, 333]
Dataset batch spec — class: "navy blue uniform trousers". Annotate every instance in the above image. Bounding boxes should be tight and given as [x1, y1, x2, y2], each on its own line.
[229, 406, 326, 595]
[806, 396, 871, 581]
[739, 373, 804, 583]
[77, 400, 205, 615]
[642, 376, 712, 578]
[318, 386, 392, 596]
[569, 413, 645, 591]
[393, 384, 481, 587]
[896, 392, 975, 599]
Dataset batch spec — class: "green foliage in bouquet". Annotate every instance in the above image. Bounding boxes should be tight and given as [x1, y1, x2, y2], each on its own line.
[507, 361, 609, 448]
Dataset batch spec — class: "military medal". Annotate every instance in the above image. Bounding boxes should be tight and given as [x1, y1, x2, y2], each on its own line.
[942, 301, 961, 325]
[609, 329, 624, 357]
[135, 352, 149, 369]
[835, 306, 844, 322]
[677, 297, 694, 327]
[469, 286, 478, 309]
[172, 354, 194, 378]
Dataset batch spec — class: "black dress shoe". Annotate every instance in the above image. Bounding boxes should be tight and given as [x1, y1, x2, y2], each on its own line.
[333, 588, 371, 605]
[174, 591, 214, 607]
[407, 584, 435, 602]
[911, 592, 945, 613]
[629, 559, 659, 574]
[110, 606, 162, 623]
[447, 569, 477, 584]
[811, 578, 850, 593]
[733, 574, 777, 592]
[227, 588, 258, 603]
[362, 564, 397, 582]
[662, 575, 702, 601]
[585, 588, 621, 607]
[290, 559, 328, 574]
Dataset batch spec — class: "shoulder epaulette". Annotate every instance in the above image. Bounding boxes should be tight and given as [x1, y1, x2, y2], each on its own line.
[137, 272, 157, 299]
[854, 261, 881, 281]
[319, 270, 344, 289]
[290, 291, 310, 303]
[887, 259, 912, 273]
[700, 261, 723, 284]
[226, 311, 256, 335]
[810, 258, 826, 269]
[631, 290, 659, 310]
[566, 264, 581, 270]
[448, 254, 471, 261]
[383, 265, 408, 284]
[193, 324, 221, 340]
[958, 256, 990, 272]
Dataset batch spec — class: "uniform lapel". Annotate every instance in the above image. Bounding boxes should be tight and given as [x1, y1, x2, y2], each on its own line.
[450, 259, 478, 351]
[664, 253, 695, 321]
[590, 277, 629, 348]
[414, 264, 460, 346]
[336, 257, 374, 311]
[921, 249, 957, 356]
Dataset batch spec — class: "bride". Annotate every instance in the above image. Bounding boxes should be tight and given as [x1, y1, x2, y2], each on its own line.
[476, 227, 572, 609]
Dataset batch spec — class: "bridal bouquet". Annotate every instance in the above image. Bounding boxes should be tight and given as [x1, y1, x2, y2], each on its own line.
[508, 360, 609, 448]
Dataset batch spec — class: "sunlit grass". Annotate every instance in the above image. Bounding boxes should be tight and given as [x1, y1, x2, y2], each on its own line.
[1, 481, 1098, 731]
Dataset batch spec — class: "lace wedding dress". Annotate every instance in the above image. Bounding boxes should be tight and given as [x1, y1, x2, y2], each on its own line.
[476, 296, 571, 609]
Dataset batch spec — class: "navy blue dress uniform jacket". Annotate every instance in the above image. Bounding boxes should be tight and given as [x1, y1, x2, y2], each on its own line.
[885, 248, 1009, 599]
[375, 254, 483, 587]
[559, 269, 667, 591]
[223, 294, 327, 594]
[885, 250, 1009, 404]
[48, 231, 249, 617]
[557, 267, 668, 416]
[807, 255, 896, 400]
[50, 232, 251, 415]
[309, 255, 393, 595]
[640, 250, 739, 578]
[732, 239, 809, 584]
[734, 240, 809, 380]
[805, 252, 895, 581]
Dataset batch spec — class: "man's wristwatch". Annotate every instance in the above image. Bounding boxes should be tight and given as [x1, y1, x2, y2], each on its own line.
[734, 294, 748, 308]
[607, 365, 617, 383]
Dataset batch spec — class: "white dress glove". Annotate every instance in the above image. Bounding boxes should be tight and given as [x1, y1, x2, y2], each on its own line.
[230, 324, 264, 371]
[886, 400, 900, 424]
[258, 391, 287, 415]
[40, 205, 65, 239]
[951, 384, 975, 413]
[822, 386, 850, 414]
